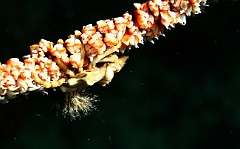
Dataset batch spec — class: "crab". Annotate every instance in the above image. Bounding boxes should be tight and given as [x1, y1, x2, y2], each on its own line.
[50, 42, 128, 119]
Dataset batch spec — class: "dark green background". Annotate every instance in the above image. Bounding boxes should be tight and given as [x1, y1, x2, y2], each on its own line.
[0, 0, 240, 149]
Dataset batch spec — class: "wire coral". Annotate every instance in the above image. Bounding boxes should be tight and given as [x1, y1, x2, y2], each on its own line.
[0, 0, 208, 119]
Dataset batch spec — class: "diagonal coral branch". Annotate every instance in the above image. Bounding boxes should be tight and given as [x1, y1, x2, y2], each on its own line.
[0, 0, 208, 118]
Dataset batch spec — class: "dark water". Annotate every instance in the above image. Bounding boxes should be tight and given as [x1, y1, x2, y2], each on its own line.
[0, 0, 240, 149]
